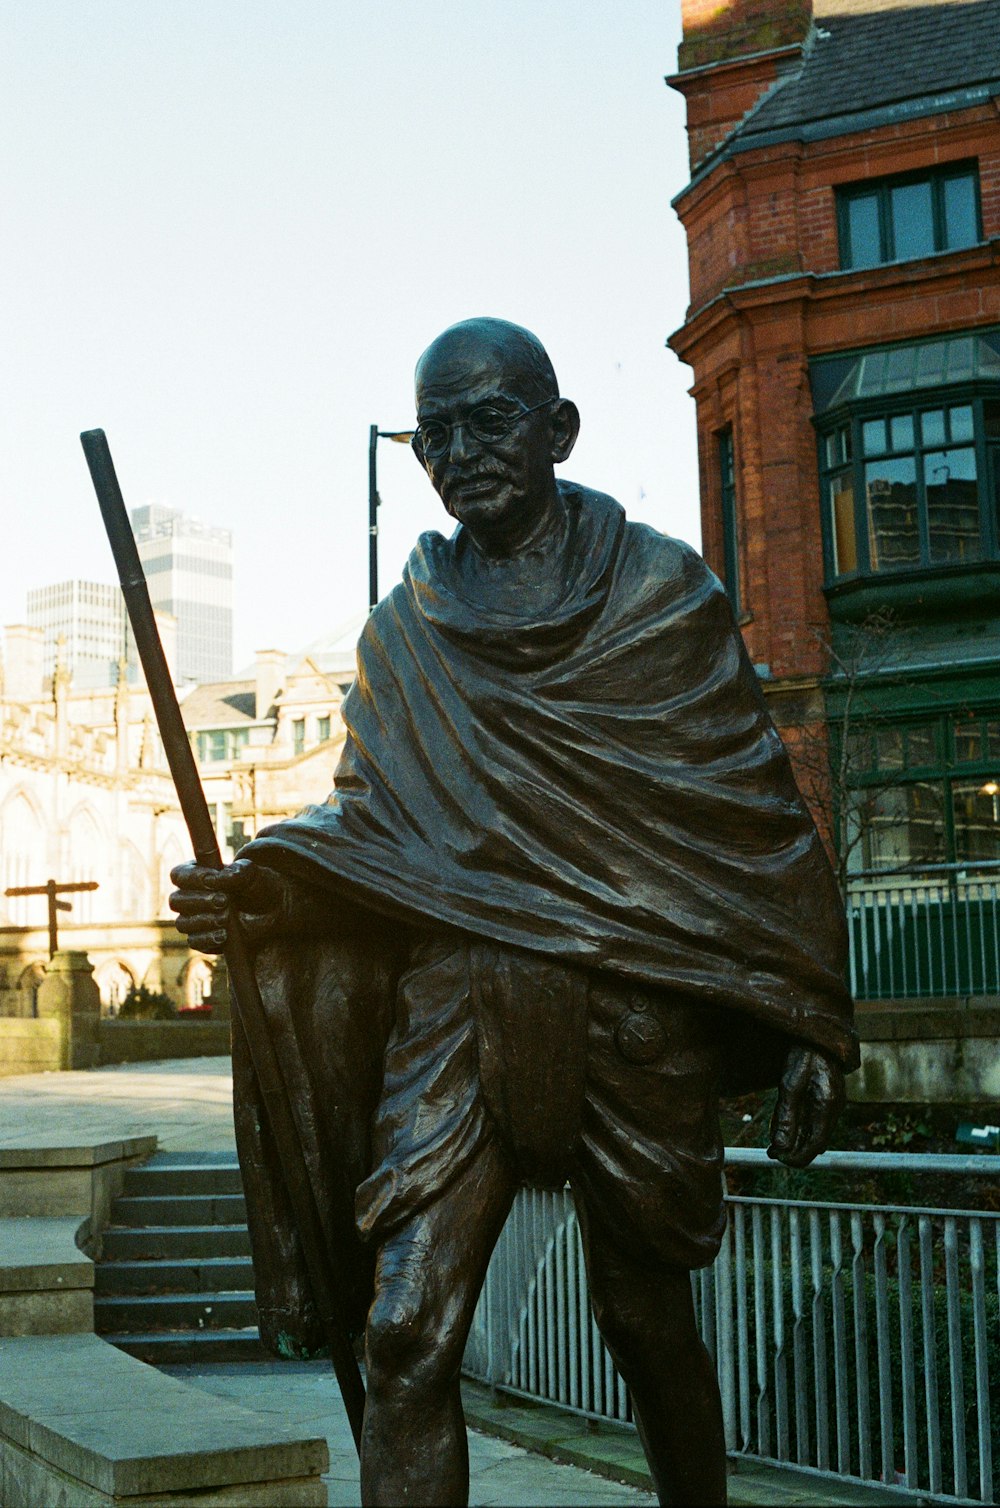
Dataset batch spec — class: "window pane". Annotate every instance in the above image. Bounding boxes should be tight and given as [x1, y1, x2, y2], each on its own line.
[945, 337, 975, 382]
[986, 720, 1000, 759]
[889, 414, 914, 451]
[906, 723, 938, 766]
[885, 347, 915, 392]
[943, 173, 978, 250]
[950, 404, 974, 443]
[952, 777, 1000, 864]
[985, 401, 1000, 440]
[921, 409, 946, 446]
[829, 472, 858, 575]
[847, 193, 881, 267]
[891, 180, 935, 259]
[876, 726, 905, 771]
[865, 781, 947, 869]
[846, 727, 874, 773]
[865, 456, 919, 569]
[862, 418, 887, 455]
[924, 446, 980, 564]
[916, 342, 947, 386]
[955, 719, 983, 763]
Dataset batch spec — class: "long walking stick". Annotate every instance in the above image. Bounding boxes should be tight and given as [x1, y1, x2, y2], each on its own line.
[80, 429, 366, 1453]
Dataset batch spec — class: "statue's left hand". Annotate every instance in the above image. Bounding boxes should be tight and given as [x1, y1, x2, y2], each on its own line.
[767, 1046, 845, 1167]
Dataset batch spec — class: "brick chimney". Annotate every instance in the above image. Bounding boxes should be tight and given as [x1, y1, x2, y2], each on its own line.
[3, 624, 44, 701]
[671, 0, 813, 171]
[255, 648, 285, 719]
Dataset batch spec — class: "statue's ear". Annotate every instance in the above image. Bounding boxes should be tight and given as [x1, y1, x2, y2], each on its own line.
[551, 399, 580, 464]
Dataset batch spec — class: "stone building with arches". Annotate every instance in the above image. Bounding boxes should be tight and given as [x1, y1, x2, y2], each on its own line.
[0, 617, 356, 1023]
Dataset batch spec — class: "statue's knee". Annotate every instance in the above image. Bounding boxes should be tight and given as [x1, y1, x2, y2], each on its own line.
[365, 1286, 453, 1399]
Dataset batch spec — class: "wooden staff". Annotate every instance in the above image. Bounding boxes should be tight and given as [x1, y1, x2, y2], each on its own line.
[80, 429, 366, 1452]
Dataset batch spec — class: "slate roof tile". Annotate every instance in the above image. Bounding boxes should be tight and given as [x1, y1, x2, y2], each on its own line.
[734, 0, 1000, 141]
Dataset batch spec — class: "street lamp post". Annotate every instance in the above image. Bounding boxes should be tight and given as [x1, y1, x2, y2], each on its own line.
[369, 424, 415, 612]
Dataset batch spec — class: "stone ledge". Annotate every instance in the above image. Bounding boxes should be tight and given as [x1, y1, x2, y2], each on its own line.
[0, 1138, 158, 1169]
[0, 1335, 328, 1505]
[0, 1218, 93, 1294]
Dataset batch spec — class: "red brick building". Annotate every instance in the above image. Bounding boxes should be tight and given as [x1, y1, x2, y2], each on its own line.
[669, 0, 1000, 997]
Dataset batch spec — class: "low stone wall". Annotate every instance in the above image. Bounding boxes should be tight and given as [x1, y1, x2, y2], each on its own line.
[0, 1019, 63, 1078]
[0, 948, 230, 1077]
[96, 1018, 230, 1066]
[851, 999, 1000, 1103]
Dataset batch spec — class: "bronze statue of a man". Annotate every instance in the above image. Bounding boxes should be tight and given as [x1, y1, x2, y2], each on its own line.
[171, 317, 857, 1507]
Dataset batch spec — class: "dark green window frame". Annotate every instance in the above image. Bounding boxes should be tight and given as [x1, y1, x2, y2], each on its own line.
[842, 709, 1000, 873]
[837, 162, 981, 271]
[819, 393, 1000, 584]
[717, 427, 741, 614]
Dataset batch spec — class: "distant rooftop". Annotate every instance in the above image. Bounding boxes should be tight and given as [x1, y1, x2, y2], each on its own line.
[179, 681, 256, 728]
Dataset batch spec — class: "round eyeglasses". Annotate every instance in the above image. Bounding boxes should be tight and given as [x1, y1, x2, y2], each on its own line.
[413, 398, 556, 459]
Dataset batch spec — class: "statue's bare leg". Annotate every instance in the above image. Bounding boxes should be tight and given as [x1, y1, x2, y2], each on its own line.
[576, 1205, 728, 1507]
[360, 1141, 516, 1507]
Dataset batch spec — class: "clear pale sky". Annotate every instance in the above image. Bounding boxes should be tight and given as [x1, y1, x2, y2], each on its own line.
[2, 1, 699, 671]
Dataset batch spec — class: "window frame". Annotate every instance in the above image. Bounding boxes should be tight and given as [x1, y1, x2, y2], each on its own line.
[717, 426, 742, 615]
[839, 709, 1000, 873]
[837, 161, 982, 271]
[819, 391, 1000, 586]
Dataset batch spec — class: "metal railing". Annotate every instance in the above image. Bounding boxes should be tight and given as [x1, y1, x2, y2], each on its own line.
[847, 862, 1000, 1000]
[464, 1151, 1000, 1503]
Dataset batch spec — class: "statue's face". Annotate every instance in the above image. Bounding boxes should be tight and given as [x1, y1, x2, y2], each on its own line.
[414, 335, 561, 544]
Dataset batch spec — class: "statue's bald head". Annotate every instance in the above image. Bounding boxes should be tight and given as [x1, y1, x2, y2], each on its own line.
[415, 318, 559, 407]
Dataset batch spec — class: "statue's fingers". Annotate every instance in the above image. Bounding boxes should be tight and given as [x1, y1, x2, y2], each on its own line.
[169, 890, 229, 917]
[786, 1074, 843, 1167]
[172, 910, 226, 937]
[767, 1055, 810, 1160]
[185, 929, 228, 955]
[170, 861, 229, 892]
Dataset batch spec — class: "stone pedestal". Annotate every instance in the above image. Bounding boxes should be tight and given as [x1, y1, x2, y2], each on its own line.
[35, 952, 101, 1070]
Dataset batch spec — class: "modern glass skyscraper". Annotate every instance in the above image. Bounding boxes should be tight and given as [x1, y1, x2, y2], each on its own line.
[131, 504, 233, 683]
[26, 580, 134, 689]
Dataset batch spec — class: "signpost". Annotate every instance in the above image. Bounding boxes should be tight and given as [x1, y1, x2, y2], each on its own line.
[4, 879, 100, 958]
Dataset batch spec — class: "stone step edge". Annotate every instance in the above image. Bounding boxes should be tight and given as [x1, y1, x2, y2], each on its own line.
[98, 1256, 253, 1271]
[95, 1291, 256, 1306]
[104, 1221, 250, 1234]
[101, 1327, 262, 1340]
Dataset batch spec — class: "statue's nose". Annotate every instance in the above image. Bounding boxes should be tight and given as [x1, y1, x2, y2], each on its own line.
[448, 420, 476, 463]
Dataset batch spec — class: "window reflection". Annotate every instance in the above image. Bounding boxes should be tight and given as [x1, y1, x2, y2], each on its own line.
[953, 777, 1000, 865]
[865, 456, 919, 569]
[865, 782, 947, 869]
[924, 447, 980, 563]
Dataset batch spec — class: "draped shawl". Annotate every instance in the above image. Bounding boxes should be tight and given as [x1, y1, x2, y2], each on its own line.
[247, 482, 856, 1075]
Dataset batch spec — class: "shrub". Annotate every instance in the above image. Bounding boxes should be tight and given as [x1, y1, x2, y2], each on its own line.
[118, 985, 177, 1020]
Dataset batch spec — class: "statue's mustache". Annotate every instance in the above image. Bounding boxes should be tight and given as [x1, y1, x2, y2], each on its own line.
[442, 467, 508, 502]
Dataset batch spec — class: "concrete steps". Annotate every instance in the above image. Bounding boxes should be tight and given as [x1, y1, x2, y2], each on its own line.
[95, 1152, 266, 1364]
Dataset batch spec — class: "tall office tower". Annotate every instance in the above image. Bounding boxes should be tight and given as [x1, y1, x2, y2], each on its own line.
[131, 504, 233, 683]
[26, 580, 134, 689]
